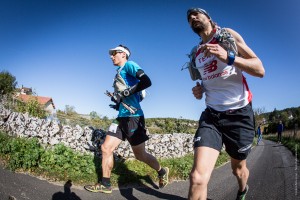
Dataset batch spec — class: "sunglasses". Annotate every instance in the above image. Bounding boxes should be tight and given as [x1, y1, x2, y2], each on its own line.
[111, 51, 123, 56]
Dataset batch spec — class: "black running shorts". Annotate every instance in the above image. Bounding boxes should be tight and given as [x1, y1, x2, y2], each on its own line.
[194, 104, 255, 160]
[107, 116, 149, 146]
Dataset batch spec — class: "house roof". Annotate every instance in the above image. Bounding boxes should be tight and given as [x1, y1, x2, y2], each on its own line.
[21, 87, 32, 92]
[17, 94, 56, 109]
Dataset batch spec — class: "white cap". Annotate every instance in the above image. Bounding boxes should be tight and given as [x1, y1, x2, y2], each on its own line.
[109, 46, 130, 57]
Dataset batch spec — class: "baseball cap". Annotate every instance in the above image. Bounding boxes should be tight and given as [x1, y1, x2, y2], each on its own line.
[109, 46, 131, 57]
[187, 8, 211, 21]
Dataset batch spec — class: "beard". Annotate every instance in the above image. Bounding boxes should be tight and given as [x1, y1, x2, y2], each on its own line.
[191, 21, 206, 34]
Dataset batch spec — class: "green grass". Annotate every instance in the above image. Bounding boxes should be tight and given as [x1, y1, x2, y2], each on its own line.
[263, 134, 300, 159]
[5, 131, 288, 188]
[0, 130, 231, 187]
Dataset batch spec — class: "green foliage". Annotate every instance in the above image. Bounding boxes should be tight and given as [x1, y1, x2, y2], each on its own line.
[146, 118, 197, 134]
[281, 137, 300, 159]
[162, 154, 194, 179]
[0, 132, 98, 183]
[64, 105, 77, 115]
[0, 131, 265, 188]
[256, 106, 300, 134]
[90, 111, 100, 120]
[264, 134, 300, 159]
[90, 117, 111, 130]
[0, 134, 44, 170]
[0, 132, 192, 186]
[15, 97, 47, 118]
[0, 70, 17, 95]
[56, 111, 112, 129]
[39, 143, 97, 183]
[0, 132, 10, 154]
[52, 111, 198, 134]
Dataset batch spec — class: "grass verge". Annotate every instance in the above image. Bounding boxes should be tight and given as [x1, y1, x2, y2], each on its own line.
[263, 134, 300, 159]
[0, 131, 231, 187]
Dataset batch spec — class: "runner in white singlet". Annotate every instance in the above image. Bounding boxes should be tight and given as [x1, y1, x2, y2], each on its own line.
[194, 34, 252, 111]
[186, 8, 265, 200]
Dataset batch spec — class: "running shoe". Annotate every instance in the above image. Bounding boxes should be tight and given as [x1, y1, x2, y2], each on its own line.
[84, 183, 112, 194]
[158, 167, 169, 188]
[236, 184, 249, 200]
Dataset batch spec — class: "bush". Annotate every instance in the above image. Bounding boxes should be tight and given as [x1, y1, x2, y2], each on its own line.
[39, 143, 97, 183]
[0, 131, 231, 187]
[0, 134, 44, 170]
[0, 132, 97, 183]
[15, 98, 47, 118]
[0, 70, 17, 95]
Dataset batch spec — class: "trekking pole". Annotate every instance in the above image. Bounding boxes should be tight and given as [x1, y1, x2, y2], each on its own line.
[105, 90, 137, 114]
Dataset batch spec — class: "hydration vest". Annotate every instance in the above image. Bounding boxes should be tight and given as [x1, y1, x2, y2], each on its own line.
[186, 27, 238, 81]
[113, 66, 146, 102]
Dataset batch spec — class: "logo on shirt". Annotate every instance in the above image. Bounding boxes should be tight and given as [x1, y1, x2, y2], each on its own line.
[203, 60, 218, 75]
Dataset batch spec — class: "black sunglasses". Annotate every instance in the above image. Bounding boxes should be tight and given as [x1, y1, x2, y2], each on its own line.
[111, 51, 123, 56]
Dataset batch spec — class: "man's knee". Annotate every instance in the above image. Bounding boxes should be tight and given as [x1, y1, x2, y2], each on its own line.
[190, 169, 210, 186]
[101, 144, 114, 155]
[232, 166, 248, 177]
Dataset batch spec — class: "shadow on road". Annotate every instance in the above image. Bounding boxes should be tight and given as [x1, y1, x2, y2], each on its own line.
[83, 127, 186, 199]
[52, 180, 81, 200]
[92, 154, 186, 200]
[119, 186, 186, 200]
[256, 143, 284, 148]
[117, 172, 186, 200]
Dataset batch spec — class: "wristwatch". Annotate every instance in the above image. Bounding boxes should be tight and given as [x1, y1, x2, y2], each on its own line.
[123, 89, 131, 97]
[227, 50, 235, 66]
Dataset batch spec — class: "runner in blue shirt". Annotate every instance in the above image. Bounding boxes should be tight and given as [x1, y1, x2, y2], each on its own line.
[84, 45, 169, 194]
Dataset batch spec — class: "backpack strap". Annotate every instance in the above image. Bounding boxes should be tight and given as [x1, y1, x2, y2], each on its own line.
[215, 27, 238, 55]
[113, 66, 147, 102]
[186, 27, 238, 81]
[113, 66, 128, 93]
[188, 46, 202, 81]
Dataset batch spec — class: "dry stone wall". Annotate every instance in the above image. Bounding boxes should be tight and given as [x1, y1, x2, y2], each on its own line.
[0, 104, 194, 159]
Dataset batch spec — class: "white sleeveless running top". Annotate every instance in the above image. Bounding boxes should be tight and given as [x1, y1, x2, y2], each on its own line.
[195, 36, 252, 111]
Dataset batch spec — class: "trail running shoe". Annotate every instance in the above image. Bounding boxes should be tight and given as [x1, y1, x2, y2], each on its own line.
[236, 184, 249, 200]
[84, 183, 112, 194]
[158, 167, 169, 188]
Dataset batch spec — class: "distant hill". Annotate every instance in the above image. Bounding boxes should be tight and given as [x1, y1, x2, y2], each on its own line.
[55, 106, 300, 135]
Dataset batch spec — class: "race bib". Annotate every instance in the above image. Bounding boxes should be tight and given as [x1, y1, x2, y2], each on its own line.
[108, 123, 118, 133]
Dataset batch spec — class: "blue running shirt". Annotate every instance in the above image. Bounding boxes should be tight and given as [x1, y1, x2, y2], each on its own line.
[117, 61, 144, 117]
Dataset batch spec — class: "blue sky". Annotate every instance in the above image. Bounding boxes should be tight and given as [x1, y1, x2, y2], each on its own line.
[1, 0, 300, 120]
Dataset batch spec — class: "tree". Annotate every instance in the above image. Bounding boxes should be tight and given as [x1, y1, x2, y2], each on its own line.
[65, 105, 76, 115]
[253, 107, 267, 126]
[90, 111, 100, 120]
[0, 70, 17, 95]
[269, 108, 279, 122]
[16, 97, 47, 118]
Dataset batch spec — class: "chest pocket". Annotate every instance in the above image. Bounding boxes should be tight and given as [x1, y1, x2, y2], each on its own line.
[113, 67, 128, 93]
[113, 73, 127, 93]
[112, 66, 147, 102]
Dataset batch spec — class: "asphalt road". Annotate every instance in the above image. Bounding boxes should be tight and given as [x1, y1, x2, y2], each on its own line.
[1, 139, 299, 200]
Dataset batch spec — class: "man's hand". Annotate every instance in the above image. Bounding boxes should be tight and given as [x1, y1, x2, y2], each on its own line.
[201, 43, 227, 62]
[105, 90, 122, 104]
[192, 81, 204, 100]
[114, 92, 124, 102]
[109, 103, 120, 111]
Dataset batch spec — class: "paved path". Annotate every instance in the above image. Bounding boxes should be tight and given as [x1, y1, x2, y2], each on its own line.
[1, 139, 299, 200]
